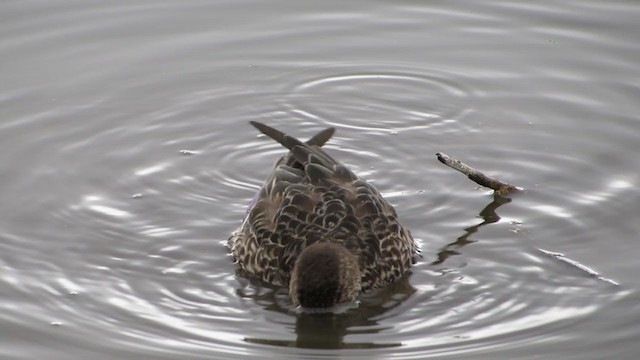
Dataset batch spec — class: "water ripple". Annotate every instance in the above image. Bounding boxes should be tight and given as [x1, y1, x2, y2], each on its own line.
[279, 64, 478, 135]
[2, 0, 640, 359]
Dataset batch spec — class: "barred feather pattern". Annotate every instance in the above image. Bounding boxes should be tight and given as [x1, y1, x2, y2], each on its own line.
[229, 122, 418, 293]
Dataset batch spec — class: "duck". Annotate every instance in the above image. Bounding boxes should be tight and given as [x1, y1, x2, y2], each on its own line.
[229, 121, 418, 309]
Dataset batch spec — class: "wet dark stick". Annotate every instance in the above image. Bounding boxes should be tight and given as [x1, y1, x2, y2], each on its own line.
[436, 152, 521, 196]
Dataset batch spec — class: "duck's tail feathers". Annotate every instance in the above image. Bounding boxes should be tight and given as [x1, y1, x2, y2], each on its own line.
[307, 127, 335, 147]
[249, 121, 335, 149]
[250, 121, 340, 170]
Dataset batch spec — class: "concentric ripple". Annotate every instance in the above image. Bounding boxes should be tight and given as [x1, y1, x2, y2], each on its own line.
[277, 65, 479, 135]
[1, 59, 633, 360]
[2, 0, 640, 359]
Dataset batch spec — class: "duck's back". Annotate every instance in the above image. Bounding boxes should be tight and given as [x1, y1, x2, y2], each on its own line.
[229, 122, 417, 292]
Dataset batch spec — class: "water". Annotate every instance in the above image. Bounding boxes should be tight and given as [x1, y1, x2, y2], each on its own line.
[1, 1, 639, 359]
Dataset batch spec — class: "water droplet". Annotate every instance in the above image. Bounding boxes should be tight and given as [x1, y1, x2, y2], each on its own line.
[51, 321, 63, 327]
[132, 193, 143, 199]
[179, 150, 196, 156]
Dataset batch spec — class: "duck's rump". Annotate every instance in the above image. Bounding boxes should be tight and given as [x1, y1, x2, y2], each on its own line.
[229, 122, 417, 291]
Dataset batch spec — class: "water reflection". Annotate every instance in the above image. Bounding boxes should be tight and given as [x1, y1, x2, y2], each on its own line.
[432, 194, 512, 266]
[241, 272, 414, 349]
[238, 192, 517, 350]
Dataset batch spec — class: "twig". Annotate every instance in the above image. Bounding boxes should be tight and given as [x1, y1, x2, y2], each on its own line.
[436, 152, 521, 196]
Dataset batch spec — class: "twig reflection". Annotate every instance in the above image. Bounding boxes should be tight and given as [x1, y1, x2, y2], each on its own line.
[431, 194, 512, 266]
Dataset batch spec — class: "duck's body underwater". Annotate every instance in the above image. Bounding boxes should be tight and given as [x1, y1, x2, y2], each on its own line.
[229, 122, 418, 308]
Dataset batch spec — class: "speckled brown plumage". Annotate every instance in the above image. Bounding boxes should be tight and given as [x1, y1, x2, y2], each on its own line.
[228, 122, 418, 307]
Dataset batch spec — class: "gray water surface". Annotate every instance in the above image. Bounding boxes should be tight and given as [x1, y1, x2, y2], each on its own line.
[2, 1, 640, 359]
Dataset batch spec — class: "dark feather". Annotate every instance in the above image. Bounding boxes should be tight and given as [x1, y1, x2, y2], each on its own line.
[229, 122, 418, 292]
